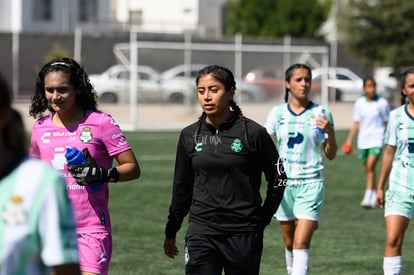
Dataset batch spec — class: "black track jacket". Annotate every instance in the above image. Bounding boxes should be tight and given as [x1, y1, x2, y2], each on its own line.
[165, 113, 286, 239]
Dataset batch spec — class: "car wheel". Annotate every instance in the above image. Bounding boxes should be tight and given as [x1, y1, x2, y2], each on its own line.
[169, 93, 185, 104]
[335, 89, 342, 101]
[100, 93, 118, 103]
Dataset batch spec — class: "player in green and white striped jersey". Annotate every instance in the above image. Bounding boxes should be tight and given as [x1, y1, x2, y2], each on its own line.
[265, 64, 337, 275]
[0, 72, 80, 275]
[377, 67, 414, 275]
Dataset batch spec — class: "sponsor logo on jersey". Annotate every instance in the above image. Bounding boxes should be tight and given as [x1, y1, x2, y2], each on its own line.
[195, 142, 203, 152]
[287, 132, 304, 148]
[41, 132, 51, 144]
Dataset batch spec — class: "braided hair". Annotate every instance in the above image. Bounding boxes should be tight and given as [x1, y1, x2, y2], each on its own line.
[284, 63, 312, 103]
[193, 65, 252, 151]
[29, 57, 98, 119]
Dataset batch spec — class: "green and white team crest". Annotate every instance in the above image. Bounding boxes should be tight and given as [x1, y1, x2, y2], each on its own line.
[231, 138, 243, 152]
[79, 127, 93, 143]
[2, 195, 26, 225]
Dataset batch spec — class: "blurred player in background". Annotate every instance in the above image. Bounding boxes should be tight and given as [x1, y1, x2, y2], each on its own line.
[0, 71, 80, 274]
[343, 76, 390, 208]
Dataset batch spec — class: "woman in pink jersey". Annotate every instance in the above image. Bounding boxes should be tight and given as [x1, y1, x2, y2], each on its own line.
[29, 57, 141, 275]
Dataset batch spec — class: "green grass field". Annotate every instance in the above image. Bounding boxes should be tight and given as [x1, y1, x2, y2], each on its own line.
[107, 130, 414, 275]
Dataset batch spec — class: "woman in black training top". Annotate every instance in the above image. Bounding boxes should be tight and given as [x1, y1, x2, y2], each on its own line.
[163, 64, 286, 275]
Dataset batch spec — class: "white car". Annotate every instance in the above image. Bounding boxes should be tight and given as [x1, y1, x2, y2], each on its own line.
[374, 66, 397, 101]
[160, 64, 205, 104]
[89, 65, 191, 104]
[161, 64, 267, 103]
[311, 67, 363, 102]
[311, 67, 393, 102]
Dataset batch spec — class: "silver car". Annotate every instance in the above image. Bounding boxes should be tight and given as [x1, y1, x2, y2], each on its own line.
[161, 64, 267, 103]
[311, 67, 393, 102]
[90, 65, 168, 103]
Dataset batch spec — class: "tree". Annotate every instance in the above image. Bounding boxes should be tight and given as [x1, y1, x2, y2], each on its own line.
[33, 43, 70, 74]
[43, 43, 70, 64]
[225, 0, 332, 39]
[339, 0, 414, 105]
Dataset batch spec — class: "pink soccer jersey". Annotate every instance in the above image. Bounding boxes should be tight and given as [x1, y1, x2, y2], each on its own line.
[30, 110, 131, 233]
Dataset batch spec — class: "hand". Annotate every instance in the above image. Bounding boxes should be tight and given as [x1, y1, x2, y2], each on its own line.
[164, 238, 179, 259]
[316, 115, 328, 132]
[376, 189, 384, 208]
[341, 143, 353, 154]
[67, 148, 119, 184]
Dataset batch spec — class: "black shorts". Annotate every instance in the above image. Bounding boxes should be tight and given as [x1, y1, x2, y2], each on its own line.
[184, 231, 263, 275]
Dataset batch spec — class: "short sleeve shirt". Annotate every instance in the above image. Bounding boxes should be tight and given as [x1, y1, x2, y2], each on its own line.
[353, 96, 390, 149]
[29, 110, 131, 233]
[385, 105, 414, 194]
[0, 158, 78, 274]
[265, 102, 334, 183]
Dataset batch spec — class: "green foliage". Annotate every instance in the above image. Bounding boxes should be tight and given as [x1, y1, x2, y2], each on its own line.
[43, 43, 70, 64]
[33, 43, 70, 74]
[226, 0, 332, 38]
[108, 130, 414, 274]
[339, 0, 414, 69]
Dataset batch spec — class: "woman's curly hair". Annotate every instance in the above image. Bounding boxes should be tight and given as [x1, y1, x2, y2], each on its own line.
[29, 57, 98, 119]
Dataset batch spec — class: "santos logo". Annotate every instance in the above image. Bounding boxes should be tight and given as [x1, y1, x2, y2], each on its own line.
[41, 132, 51, 144]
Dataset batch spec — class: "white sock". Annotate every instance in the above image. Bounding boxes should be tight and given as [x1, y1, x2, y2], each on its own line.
[291, 249, 310, 275]
[383, 256, 402, 275]
[285, 248, 293, 274]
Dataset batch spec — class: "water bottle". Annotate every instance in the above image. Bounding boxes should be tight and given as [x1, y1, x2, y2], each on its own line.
[65, 147, 104, 192]
[313, 110, 326, 144]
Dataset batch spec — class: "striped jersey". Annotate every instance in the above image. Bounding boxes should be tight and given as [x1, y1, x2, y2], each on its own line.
[0, 157, 78, 275]
[385, 104, 414, 194]
[265, 102, 334, 184]
[352, 96, 390, 149]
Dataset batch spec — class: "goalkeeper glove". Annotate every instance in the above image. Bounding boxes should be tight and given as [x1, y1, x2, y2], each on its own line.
[67, 148, 119, 185]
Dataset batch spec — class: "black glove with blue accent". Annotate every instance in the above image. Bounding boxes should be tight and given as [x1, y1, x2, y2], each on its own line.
[67, 148, 119, 185]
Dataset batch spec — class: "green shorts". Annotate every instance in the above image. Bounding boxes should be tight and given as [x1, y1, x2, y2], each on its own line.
[358, 147, 382, 163]
[274, 181, 324, 221]
[384, 189, 414, 219]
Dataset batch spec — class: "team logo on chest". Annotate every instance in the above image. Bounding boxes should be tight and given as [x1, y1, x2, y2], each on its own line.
[231, 138, 243, 152]
[2, 195, 26, 225]
[79, 127, 93, 143]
